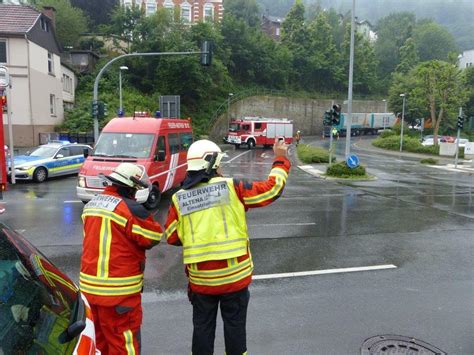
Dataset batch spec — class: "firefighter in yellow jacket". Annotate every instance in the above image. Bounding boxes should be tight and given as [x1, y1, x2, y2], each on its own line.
[165, 139, 291, 355]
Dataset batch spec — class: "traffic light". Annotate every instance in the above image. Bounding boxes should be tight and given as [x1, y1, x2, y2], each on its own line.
[97, 101, 108, 119]
[332, 104, 341, 125]
[91, 101, 98, 118]
[200, 40, 213, 66]
[323, 111, 332, 125]
[457, 116, 464, 130]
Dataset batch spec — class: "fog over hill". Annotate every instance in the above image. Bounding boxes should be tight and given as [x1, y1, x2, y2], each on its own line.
[257, 0, 474, 50]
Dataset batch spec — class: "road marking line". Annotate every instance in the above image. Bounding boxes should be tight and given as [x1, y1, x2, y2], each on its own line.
[253, 264, 397, 280]
[15, 229, 26, 234]
[64, 200, 83, 204]
[223, 150, 251, 164]
[249, 223, 316, 227]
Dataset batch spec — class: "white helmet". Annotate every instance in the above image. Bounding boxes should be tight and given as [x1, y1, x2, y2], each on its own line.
[187, 140, 226, 171]
[104, 163, 149, 189]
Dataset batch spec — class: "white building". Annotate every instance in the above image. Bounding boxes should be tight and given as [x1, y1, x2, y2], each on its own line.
[0, 4, 76, 147]
[458, 49, 474, 69]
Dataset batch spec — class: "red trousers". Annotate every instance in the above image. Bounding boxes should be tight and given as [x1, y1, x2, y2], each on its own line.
[90, 303, 142, 355]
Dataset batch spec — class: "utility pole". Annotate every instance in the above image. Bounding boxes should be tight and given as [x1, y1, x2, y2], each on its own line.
[455, 107, 463, 169]
[345, 0, 356, 159]
[399, 94, 406, 152]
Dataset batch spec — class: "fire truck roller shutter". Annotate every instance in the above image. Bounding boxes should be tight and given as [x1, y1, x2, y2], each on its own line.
[266, 123, 276, 138]
[284, 124, 293, 138]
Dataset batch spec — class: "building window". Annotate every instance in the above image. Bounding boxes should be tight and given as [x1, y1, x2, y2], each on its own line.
[204, 4, 214, 22]
[48, 52, 54, 74]
[163, 0, 174, 9]
[275, 27, 280, 36]
[50, 94, 56, 115]
[40, 17, 49, 32]
[146, 1, 156, 16]
[123, 0, 132, 9]
[0, 40, 6, 63]
[181, 5, 191, 23]
[63, 74, 73, 93]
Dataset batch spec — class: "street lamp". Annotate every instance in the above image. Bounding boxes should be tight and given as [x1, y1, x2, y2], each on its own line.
[399, 94, 406, 152]
[345, 0, 356, 159]
[119, 66, 128, 116]
[382, 99, 387, 113]
[227, 93, 234, 125]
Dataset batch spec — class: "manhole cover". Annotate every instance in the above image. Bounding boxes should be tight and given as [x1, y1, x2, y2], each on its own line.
[361, 335, 446, 355]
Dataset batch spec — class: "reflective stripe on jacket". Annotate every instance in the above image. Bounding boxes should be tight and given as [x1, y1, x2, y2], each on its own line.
[171, 177, 248, 265]
[166, 156, 291, 294]
[80, 186, 162, 306]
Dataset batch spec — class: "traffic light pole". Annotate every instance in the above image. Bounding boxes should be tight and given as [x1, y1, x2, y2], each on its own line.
[93, 50, 206, 143]
[454, 107, 463, 169]
[329, 125, 334, 166]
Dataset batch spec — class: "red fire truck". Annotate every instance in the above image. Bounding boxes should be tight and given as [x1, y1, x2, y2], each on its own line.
[225, 117, 293, 149]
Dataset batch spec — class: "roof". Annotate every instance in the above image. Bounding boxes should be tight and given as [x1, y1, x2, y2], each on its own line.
[103, 117, 192, 134]
[0, 4, 41, 35]
[262, 14, 283, 24]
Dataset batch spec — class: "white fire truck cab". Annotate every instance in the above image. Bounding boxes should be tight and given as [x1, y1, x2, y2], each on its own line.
[225, 117, 293, 149]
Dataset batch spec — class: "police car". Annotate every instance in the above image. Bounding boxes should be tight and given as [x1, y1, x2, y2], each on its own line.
[9, 141, 92, 183]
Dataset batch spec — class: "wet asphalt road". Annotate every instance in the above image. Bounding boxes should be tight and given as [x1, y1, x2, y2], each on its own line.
[0, 137, 472, 354]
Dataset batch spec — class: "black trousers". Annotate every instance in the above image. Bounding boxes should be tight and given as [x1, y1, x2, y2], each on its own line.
[190, 287, 250, 355]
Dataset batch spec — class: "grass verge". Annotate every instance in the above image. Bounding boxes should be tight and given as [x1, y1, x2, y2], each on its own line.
[297, 144, 335, 164]
[420, 158, 438, 165]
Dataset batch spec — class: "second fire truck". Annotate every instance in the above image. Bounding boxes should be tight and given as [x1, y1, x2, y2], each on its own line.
[225, 116, 293, 149]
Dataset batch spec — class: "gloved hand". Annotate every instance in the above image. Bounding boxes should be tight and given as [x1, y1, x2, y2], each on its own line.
[11, 304, 29, 323]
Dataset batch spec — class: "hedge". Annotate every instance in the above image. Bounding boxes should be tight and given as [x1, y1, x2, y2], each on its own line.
[326, 161, 367, 178]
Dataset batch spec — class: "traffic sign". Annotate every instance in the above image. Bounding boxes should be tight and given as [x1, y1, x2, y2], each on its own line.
[346, 154, 360, 169]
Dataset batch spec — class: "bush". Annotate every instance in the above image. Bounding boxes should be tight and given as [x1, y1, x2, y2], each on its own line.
[326, 161, 366, 178]
[373, 135, 440, 155]
[297, 144, 335, 164]
[420, 158, 438, 165]
[380, 129, 395, 138]
[391, 122, 409, 135]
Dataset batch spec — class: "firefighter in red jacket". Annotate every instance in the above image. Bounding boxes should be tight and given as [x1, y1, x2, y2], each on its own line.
[80, 163, 163, 355]
[165, 138, 291, 355]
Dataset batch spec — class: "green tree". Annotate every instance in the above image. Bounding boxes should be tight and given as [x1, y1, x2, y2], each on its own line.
[413, 21, 458, 62]
[104, 4, 144, 53]
[221, 15, 290, 89]
[280, 0, 309, 88]
[31, 0, 89, 46]
[463, 67, 474, 123]
[390, 61, 467, 144]
[224, 0, 260, 27]
[341, 24, 378, 94]
[71, 0, 118, 28]
[281, 0, 307, 49]
[306, 11, 342, 91]
[374, 12, 416, 83]
[395, 37, 418, 74]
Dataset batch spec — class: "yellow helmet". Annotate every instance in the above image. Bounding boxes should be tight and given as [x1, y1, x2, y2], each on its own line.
[186, 140, 226, 171]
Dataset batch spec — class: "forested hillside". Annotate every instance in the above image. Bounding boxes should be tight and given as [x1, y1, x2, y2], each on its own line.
[257, 0, 473, 49]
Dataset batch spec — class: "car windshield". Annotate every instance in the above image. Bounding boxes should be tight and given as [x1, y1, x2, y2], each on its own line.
[93, 133, 155, 158]
[0, 228, 80, 353]
[28, 146, 57, 158]
[229, 123, 240, 132]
